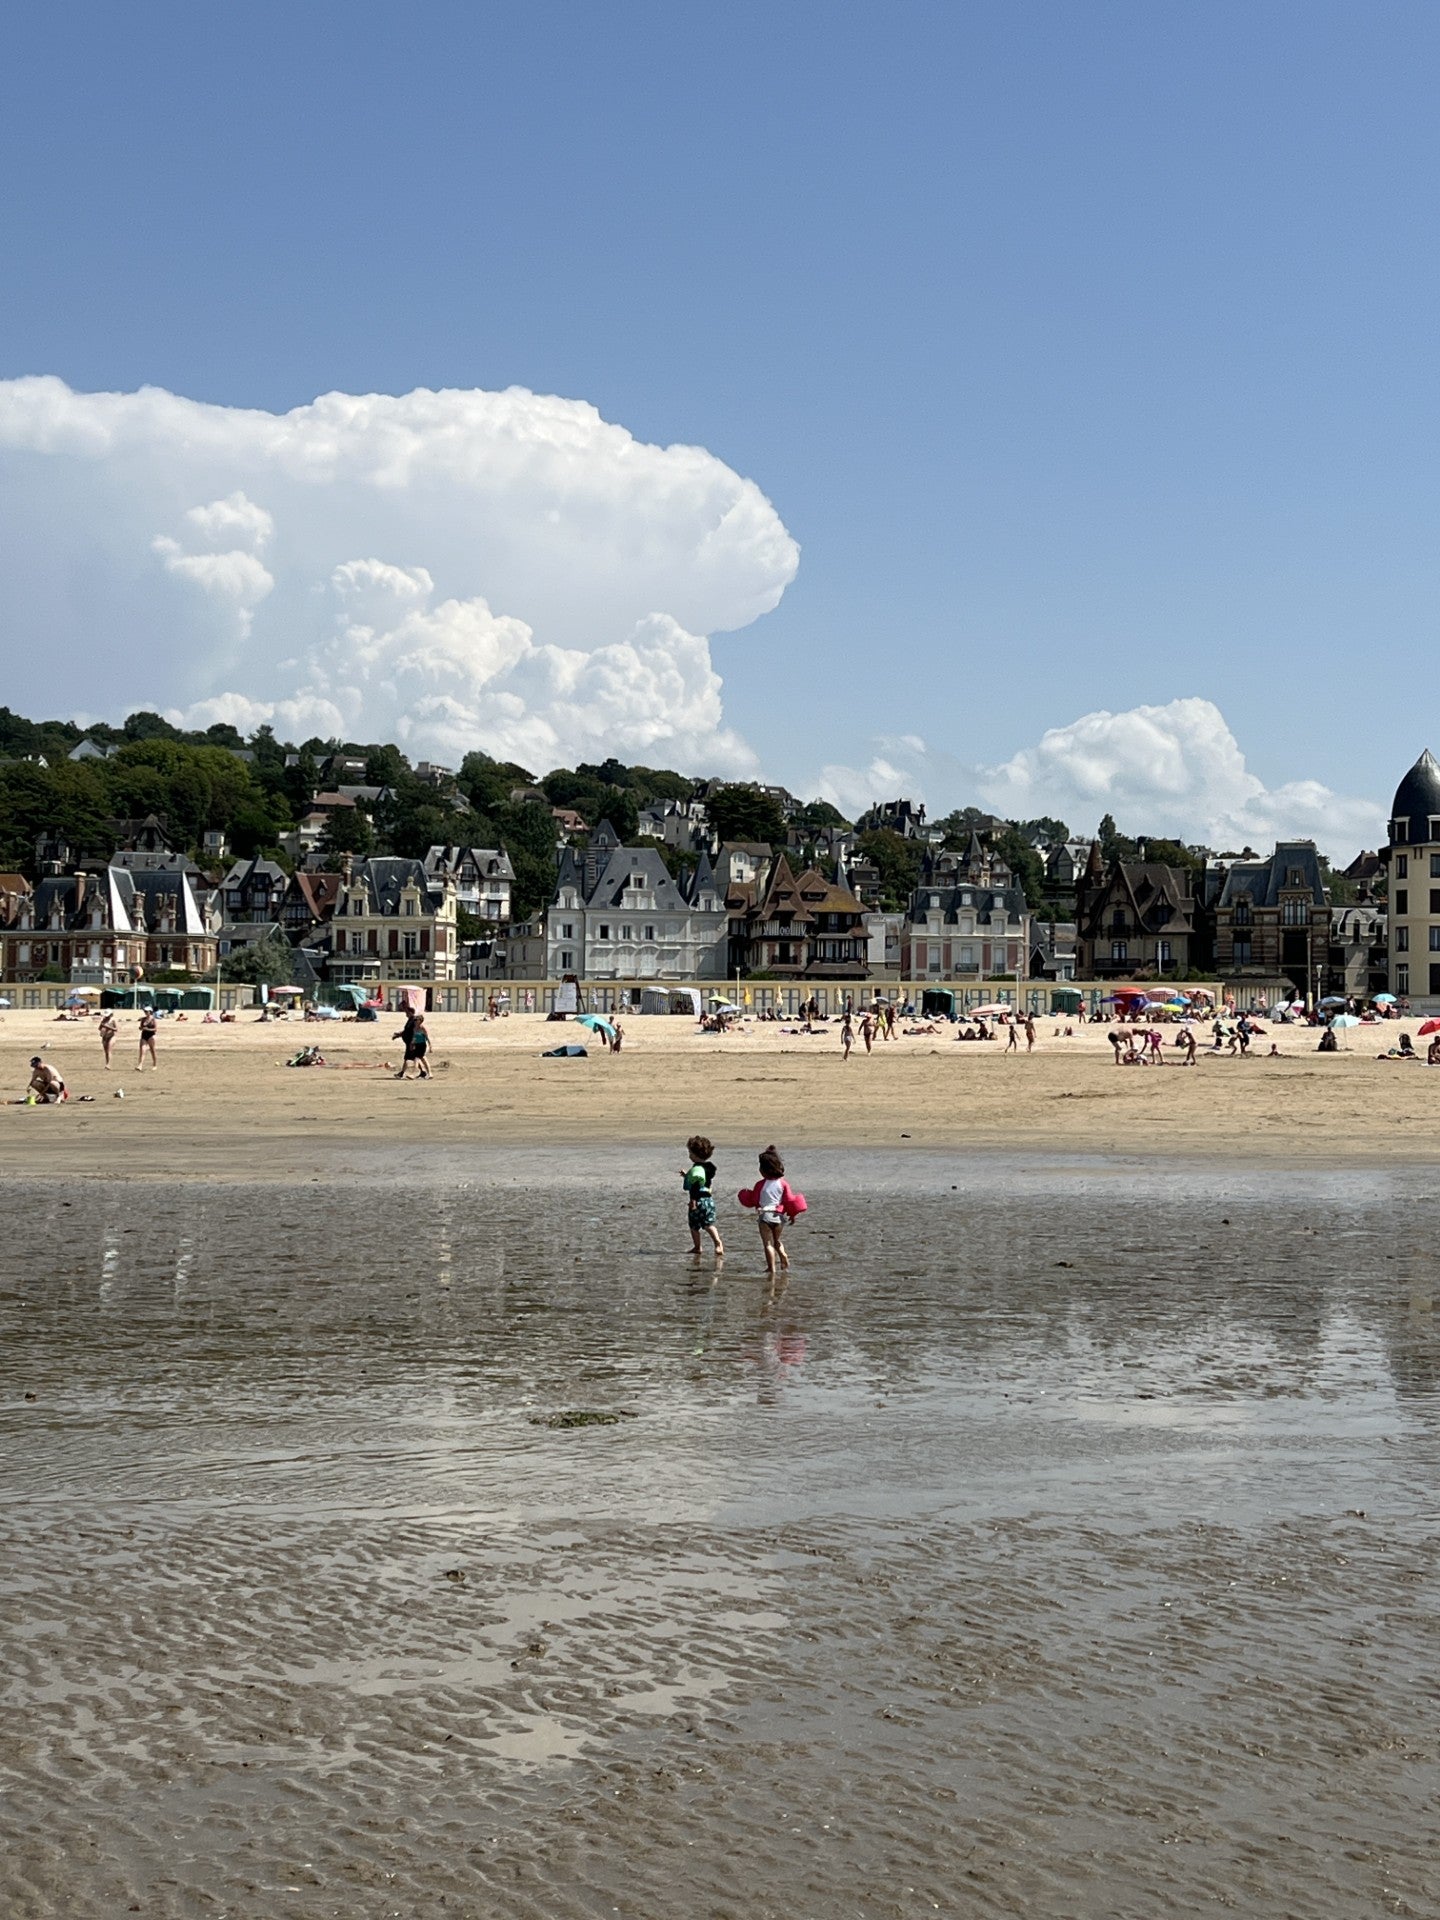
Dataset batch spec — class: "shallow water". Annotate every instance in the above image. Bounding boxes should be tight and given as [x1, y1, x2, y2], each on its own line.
[2, 1150, 1439, 1918]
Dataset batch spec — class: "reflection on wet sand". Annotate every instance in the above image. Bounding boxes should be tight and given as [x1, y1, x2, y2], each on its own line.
[2, 1151, 1438, 1918]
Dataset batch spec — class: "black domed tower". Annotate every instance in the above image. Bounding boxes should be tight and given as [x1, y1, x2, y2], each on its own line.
[1387, 749, 1440, 1004]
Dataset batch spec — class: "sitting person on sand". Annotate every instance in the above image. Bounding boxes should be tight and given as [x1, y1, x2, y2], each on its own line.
[1317, 1027, 1338, 1052]
[1428, 1036, 1440, 1066]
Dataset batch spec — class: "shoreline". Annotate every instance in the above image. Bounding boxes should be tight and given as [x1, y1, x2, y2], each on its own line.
[0, 1006, 1432, 1178]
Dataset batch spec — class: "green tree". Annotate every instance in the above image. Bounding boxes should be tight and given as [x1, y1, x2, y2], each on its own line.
[365, 743, 407, 787]
[460, 751, 534, 815]
[793, 798, 849, 833]
[221, 936, 295, 986]
[320, 806, 375, 864]
[1138, 837, 1201, 872]
[857, 828, 923, 909]
[708, 784, 787, 846]
[1015, 815, 1070, 844]
[626, 765, 694, 803]
[122, 709, 183, 743]
[1097, 813, 1137, 864]
[994, 827, 1047, 908]
[495, 799, 560, 919]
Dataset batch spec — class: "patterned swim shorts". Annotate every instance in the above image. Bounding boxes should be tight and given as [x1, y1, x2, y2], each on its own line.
[688, 1193, 717, 1230]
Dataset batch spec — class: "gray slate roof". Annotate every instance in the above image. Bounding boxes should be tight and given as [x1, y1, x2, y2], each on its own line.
[1390, 749, 1440, 845]
[1216, 841, 1326, 910]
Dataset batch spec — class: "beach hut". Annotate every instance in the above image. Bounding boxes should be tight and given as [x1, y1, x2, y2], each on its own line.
[921, 989, 956, 1018]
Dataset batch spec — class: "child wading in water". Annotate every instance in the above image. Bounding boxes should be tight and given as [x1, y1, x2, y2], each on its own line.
[681, 1135, 724, 1260]
[747, 1145, 795, 1278]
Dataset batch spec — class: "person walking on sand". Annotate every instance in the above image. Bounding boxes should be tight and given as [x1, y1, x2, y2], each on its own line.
[393, 1005, 420, 1078]
[681, 1134, 724, 1260]
[1006, 1022, 1018, 1053]
[98, 1009, 117, 1068]
[1025, 1015, 1036, 1053]
[841, 1012, 855, 1060]
[396, 1011, 431, 1080]
[860, 1010, 875, 1054]
[137, 1006, 158, 1071]
[1181, 1027, 1197, 1066]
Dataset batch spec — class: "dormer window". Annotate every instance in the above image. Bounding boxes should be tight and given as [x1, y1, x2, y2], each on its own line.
[1393, 819, 1408, 842]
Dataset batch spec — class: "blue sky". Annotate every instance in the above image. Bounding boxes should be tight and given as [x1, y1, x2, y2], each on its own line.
[1, 2, 1437, 850]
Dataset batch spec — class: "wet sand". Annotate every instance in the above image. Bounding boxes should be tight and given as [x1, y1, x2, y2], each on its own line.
[3, 1154, 1438, 1918]
[1, 1007, 1438, 1176]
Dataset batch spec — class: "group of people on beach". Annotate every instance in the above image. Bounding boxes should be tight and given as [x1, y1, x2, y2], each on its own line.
[681, 1136, 805, 1278]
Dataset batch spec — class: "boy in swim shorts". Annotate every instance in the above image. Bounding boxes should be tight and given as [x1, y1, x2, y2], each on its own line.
[681, 1134, 724, 1260]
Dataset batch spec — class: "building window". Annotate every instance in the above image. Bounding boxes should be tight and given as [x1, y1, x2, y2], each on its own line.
[1394, 820, 1408, 843]
[959, 945, 974, 966]
[1233, 899, 1251, 925]
[598, 925, 609, 939]
[1397, 855, 1409, 877]
[562, 922, 573, 938]
[1397, 963, 1409, 994]
[1429, 928, 1440, 952]
[1110, 940, 1127, 962]
[1159, 940, 1172, 965]
[644, 925, 655, 941]
[1234, 937, 1252, 966]
[1396, 926, 1409, 951]
[1431, 890, 1440, 915]
[621, 925, 632, 940]
[1396, 890, 1408, 915]
[1282, 899, 1307, 925]
[561, 951, 573, 969]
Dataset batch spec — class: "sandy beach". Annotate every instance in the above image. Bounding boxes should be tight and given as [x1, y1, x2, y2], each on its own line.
[4, 1153, 1438, 1919]
[0, 1005, 1436, 1178]
[5, 1008, 1439, 1918]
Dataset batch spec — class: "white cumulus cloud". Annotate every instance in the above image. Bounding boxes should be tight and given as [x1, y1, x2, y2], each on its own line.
[0, 376, 798, 767]
[815, 699, 1383, 856]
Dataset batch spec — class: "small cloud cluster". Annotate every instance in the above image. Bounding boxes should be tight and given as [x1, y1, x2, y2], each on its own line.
[151, 490, 275, 636]
[816, 698, 1383, 856]
[0, 376, 799, 769]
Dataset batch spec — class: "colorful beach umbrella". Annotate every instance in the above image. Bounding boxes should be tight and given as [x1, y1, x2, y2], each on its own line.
[1374, 992, 1397, 1004]
[1418, 1019, 1440, 1036]
[1330, 1014, 1361, 1028]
